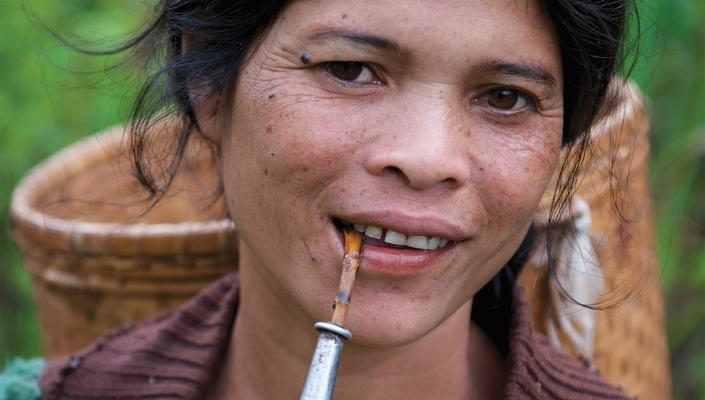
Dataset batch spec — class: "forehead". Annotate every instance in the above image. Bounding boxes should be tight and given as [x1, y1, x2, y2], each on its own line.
[277, 0, 560, 75]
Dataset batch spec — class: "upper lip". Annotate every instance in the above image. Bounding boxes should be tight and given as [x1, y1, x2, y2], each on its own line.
[333, 210, 471, 241]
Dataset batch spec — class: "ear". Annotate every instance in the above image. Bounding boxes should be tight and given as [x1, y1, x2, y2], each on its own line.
[182, 33, 221, 146]
[190, 89, 221, 147]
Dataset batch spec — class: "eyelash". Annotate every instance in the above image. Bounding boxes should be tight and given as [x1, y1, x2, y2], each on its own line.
[319, 61, 384, 87]
[472, 87, 539, 118]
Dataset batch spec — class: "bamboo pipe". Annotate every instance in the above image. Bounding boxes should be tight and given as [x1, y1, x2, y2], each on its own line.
[300, 228, 362, 400]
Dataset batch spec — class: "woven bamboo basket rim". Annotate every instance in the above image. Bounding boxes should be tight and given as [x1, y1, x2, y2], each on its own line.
[10, 125, 235, 258]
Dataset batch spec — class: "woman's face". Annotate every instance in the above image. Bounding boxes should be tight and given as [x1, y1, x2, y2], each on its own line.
[221, 0, 563, 345]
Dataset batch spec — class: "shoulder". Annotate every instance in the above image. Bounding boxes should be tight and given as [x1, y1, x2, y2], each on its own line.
[504, 285, 634, 399]
[0, 358, 45, 400]
[39, 272, 240, 400]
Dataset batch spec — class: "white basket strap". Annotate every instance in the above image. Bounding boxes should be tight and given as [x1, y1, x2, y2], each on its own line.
[536, 198, 605, 362]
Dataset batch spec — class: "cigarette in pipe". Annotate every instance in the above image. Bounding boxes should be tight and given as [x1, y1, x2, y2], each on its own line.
[300, 228, 363, 400]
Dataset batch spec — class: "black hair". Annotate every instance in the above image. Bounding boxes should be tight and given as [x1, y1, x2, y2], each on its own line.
[75, 0, 636, 308]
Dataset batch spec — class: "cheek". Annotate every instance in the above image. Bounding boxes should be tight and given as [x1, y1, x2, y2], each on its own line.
[229, 91, 367, 191]
[474, 120, 562, 226]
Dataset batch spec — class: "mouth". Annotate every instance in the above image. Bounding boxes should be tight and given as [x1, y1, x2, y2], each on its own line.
[332, 218, 453, 251]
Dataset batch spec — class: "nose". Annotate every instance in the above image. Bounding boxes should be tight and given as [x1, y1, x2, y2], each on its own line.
[364, 99, 470, 191]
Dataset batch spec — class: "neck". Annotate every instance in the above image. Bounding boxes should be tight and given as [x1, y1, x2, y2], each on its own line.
[207, 246, 504, 400]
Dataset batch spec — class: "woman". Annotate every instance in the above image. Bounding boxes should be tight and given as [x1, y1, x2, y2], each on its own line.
[32, 0, 634, 398]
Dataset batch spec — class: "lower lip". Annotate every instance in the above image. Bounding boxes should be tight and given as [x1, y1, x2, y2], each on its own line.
[357, 238, 454, 276]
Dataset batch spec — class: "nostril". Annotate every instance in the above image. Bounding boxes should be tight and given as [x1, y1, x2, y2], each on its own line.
[382, 166, 405, 178]
[442, 176, 460, 186]
[381, 165, 413, 186]
[365, 148, 468, 190]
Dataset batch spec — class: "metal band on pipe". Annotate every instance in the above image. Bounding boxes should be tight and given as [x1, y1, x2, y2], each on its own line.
[315, 321, 352, 340]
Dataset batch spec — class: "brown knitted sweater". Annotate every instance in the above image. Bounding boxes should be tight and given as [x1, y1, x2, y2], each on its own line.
[39, 273, 630, 399]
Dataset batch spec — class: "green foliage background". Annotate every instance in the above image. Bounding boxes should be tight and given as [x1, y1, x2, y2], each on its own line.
[0, 1, 703, 398]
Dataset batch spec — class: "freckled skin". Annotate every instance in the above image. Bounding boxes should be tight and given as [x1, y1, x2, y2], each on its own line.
[205, 1, 564, 399]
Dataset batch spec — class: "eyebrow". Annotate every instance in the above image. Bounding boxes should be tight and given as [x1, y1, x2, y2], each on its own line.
[480, 60, 558, 87]
[308, 29, 401, 53]
[306, 30, 558, 87]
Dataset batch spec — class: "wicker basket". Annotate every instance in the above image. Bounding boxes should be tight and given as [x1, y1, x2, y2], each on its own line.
[10, 126, 237, 358]
[10, 81, 670, 399]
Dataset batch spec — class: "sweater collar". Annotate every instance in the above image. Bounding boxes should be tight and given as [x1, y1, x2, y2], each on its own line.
[41, 272, 627, 399]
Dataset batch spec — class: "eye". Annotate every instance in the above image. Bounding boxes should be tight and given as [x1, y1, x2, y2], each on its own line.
[480, 88, 534, 111]
[324, 62, 381, 85]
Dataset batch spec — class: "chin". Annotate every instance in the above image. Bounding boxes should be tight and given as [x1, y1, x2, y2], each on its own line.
[337, 284, 468, 348]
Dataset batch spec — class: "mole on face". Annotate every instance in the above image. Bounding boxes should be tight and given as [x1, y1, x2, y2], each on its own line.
[268, 92, 276, 99]
[300, 52, 311, 65]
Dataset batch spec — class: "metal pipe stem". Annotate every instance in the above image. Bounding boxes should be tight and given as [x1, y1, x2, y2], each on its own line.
[299, 322, 352, 400]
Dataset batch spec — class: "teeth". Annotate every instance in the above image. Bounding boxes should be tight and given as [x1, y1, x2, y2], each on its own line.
[405, 235, 428, 250]
[340, 220, 452, 249]
[364, 225, 383, 239]
[428, 236, 440, 250]
[384, 229, 407, 245]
